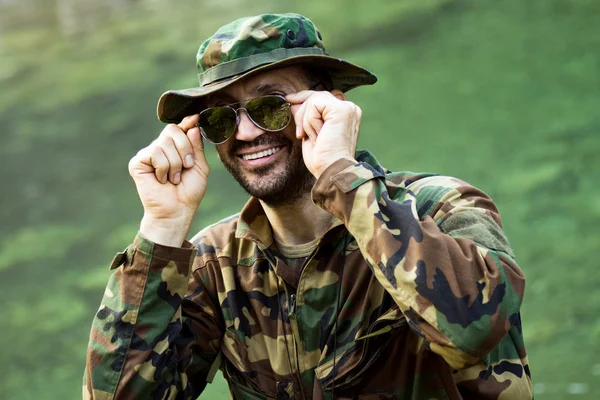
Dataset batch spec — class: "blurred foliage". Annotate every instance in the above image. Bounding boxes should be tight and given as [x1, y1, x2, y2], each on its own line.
[0, 0, 599, 398]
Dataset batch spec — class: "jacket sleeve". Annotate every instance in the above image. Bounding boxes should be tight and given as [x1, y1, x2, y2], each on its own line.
[83, 233, 224, 399]
[311, 157, 527, 370]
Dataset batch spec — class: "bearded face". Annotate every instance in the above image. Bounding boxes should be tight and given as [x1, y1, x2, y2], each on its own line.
[216, 131, 315, 207]
[209, 66, 320, 207]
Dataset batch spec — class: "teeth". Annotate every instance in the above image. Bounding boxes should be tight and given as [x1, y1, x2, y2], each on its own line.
[242, 147, 282, 161]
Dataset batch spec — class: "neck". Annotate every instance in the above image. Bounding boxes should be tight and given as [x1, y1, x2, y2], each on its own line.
[260, 192, 333, 246]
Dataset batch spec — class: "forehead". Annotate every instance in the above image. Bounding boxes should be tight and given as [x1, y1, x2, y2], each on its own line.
[209, 65, 308, 101]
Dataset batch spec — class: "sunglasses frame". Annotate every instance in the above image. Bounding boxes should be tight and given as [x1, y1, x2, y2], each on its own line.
[196, 94, 292, 144]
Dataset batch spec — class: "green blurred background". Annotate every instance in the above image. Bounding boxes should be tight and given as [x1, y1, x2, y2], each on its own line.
[1, 0, 599, 398]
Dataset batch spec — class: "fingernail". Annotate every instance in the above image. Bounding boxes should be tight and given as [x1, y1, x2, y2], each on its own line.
[185, 154, 193, 167]
[174, 172, 181, 184]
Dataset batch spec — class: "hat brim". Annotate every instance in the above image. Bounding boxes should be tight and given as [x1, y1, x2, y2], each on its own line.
[157, 55, 377, 124]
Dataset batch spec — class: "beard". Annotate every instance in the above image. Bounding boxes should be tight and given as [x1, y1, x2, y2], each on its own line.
[218, 133, 315, 207]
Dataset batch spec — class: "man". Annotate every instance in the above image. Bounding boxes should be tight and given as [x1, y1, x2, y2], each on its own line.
[84, 13, 532, 400]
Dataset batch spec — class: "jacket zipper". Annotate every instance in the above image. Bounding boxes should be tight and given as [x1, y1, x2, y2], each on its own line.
[281, 246, 320, 400]
[289, 293, 300, 343]
[287, 291, 306, 399]
[290, 293, 297, 315]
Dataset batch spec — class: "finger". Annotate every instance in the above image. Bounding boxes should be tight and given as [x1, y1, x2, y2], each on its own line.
[303, 101, 323, 142]
[149, 146, 169, 184]
[355, 104, 363, 121]
[187, 126, 210, 174]
[292, 101, 308, 139]
[129, 147, 153, 175]
[290, 104, 302, 115]
[165, 125, 194, 168]
[286, 90, 315, 105]
[178, 114, 200, 132]
[157, 137, 183, 184]
[352, 103, 362, 143]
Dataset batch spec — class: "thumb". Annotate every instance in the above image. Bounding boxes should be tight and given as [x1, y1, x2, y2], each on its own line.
[178, 114, 199, 132]
[286, 90, 313, 105]
[187, 127, 210, 172]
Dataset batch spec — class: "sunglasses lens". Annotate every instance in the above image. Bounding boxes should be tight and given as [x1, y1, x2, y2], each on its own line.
[198, 107, 237, 143]
[246, 96, 291, 131]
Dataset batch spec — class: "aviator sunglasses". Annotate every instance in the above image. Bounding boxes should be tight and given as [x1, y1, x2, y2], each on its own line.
[196, 94, 292, 144]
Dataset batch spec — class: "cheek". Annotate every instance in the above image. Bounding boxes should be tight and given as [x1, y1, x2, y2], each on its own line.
[215, 143, 231, 161]
[282, 122, 299, 142]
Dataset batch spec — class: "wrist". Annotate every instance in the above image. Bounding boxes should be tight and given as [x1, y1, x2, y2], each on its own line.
[313, 155, 356, 180]
[139, 214, 194, 247]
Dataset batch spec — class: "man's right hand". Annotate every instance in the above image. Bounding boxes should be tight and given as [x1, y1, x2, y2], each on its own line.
[128, 115, 210, 247]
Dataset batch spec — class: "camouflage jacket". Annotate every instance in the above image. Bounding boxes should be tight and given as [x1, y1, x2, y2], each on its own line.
[84, 151, 533, 399]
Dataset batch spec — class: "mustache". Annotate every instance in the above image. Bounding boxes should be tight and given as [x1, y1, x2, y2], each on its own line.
[230, 133, 290, 154]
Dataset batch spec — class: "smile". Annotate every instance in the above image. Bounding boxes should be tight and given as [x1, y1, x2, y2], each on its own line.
[241, 146, 283, 161]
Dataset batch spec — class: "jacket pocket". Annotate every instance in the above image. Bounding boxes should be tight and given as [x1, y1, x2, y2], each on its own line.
[224, 360, 276, 400]
[315, 307, 408, 391]
[222, 328, 250, 373]
[222, 328, 278, 399]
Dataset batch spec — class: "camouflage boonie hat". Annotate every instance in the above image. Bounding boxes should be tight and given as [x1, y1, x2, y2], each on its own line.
[157, 13, 377, 123]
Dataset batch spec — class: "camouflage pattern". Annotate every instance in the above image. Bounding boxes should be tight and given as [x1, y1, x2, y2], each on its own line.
[84, 150, 533, 399]
[196, 14, 326, 78]
[157, 14, 377, 123]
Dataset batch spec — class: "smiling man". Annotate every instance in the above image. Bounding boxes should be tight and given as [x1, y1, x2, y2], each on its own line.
[84, 13, 533, 400]
[210, 68, 317, 207]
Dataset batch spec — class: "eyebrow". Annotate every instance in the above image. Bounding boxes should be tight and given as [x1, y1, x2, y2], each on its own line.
[206, 82, 292, 107]
[205, 92, 236, 106]
[251, 82, 290, 95]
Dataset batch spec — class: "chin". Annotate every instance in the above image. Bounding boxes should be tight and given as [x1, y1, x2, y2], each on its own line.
[226, 157, 315, 207]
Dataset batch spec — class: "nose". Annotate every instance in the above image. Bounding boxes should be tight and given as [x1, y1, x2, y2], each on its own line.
[235, 109, 264, 142]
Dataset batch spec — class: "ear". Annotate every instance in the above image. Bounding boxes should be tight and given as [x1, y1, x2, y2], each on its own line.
[330, 89, 346, 101]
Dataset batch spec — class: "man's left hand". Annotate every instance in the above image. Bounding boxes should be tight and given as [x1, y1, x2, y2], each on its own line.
[287, 90, 362, 179]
